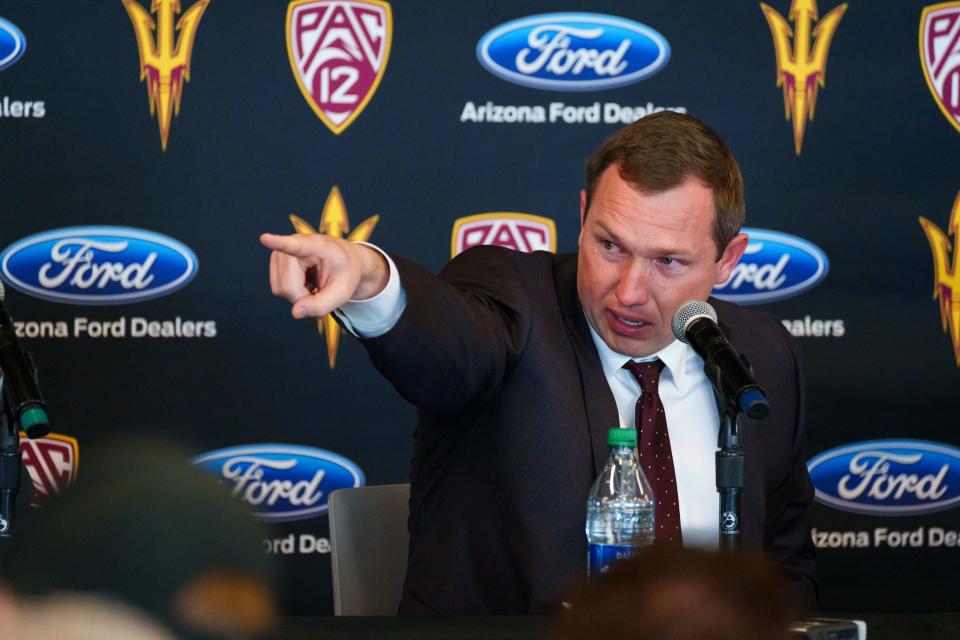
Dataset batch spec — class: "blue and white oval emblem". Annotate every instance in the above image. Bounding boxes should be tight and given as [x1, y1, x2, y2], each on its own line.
[712, 228, 828, 304]
[0, 17, 26, 71]
[476, 13, 670, 91]
[807, 439, 960, 516]
[0, 226, 198, 304]
[191, 444, 366, 522]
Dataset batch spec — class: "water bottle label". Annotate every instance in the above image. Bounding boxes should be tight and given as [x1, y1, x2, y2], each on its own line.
[587, 543, 635, 580]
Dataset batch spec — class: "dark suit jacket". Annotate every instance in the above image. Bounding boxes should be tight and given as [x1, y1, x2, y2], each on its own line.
[359, 246, 816, 614]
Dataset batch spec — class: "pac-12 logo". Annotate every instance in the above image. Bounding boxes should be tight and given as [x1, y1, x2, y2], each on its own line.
[0, 17, 26, 72]
[192, 444, 365, 522]
[712, 228, 828, 304]
[20, 432, 79, 507]
[451, 213, 557, 258]
[920, 3, 960, 134]
[0, 226, 198, 304]
[807, 439, 960, 515]
[286, 0, 392, 134]
[476, 13, 670, 91]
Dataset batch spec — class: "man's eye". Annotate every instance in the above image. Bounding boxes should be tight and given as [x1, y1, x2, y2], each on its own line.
[601, 240, 616, 250]
[659, 257, 676, 266]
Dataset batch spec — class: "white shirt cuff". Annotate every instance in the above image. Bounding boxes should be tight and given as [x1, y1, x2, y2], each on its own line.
[334, 243, 406, 338]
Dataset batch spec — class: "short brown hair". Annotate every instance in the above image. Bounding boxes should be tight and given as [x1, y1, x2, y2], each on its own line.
[551, 547, 796, 640]
[584, 111, 744, 259]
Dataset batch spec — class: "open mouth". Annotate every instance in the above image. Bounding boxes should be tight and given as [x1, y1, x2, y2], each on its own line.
[608, 311, 653, 334]
[617, 315, 647, 327]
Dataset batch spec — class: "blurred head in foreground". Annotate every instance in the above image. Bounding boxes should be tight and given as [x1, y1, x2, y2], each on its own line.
[553, 547, 796, 640]
[2, 433, 275, 640]
[0, 591, 180, 640]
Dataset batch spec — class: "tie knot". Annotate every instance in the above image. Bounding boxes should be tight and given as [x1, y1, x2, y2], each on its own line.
[623, 359, 664, 394]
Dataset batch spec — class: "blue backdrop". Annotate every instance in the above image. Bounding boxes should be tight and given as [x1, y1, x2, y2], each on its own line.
[1, 0, 958, 614]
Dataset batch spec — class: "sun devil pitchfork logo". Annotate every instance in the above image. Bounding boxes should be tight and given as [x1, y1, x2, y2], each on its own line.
[920, 2, 960, 134]
[122, 0, 210, 151]
[19, 432, 79, 507]
[760, 0, 847, 155]
[289, 187, 379, 368]
[919, 191, 960, 366]
[286, 0, 393, 134]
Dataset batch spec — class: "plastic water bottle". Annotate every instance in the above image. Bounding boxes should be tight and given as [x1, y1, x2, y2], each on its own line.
[586, 427, 655, 580]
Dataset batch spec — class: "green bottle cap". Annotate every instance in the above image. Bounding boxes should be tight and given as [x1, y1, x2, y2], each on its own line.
[607, 427, 637, 447]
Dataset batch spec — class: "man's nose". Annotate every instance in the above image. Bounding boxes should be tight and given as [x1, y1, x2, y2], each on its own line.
[615, 260, 651, 307]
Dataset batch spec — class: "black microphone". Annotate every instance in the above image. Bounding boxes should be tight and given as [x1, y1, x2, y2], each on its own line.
[671, 301, 769, 419]
[0, 281, 50, 438]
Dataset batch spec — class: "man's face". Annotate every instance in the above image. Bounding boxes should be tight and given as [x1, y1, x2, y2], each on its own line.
[577, 165, 748, 357]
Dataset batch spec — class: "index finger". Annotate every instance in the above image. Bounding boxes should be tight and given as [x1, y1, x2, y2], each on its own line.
[260, 232, 329, 259]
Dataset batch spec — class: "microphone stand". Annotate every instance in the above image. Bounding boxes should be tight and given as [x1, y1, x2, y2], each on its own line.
[0, 375, 21, 540]
[674, 302, 767, 551]
[716, 404, 743, 551]
[0, 370, 49, 541]
[706, 353, 767, 553]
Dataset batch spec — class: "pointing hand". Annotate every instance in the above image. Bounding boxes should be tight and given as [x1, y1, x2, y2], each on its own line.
[261, 233, 389, 319]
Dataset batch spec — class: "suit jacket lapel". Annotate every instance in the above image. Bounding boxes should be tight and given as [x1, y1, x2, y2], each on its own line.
[555, 254, 619, 476]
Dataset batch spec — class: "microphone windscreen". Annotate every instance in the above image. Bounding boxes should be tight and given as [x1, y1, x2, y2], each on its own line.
[671, 300, 717, 343]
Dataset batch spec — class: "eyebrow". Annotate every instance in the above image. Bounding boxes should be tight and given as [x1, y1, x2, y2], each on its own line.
[594, 220, 696, 258]
[594, 221, 627, 246]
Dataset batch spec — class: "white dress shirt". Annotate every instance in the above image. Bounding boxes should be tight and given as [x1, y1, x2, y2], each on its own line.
[586, 326, 720, 548]
[336, 246, 720, 547]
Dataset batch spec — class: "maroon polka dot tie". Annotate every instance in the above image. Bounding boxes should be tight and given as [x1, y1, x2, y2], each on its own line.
[623, 359, 682, 544]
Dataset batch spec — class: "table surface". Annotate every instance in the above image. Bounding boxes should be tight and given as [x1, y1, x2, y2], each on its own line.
[277, 612, 960, 640]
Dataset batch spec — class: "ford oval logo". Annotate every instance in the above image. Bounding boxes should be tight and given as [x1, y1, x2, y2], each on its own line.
[712, 228, 828, 304]
[191, 444, 365, 522]
[0, 226, 198, 304]
[476, 13, 670, 91]
[807, 439, 960, 516]
[0, 17, 26, 71]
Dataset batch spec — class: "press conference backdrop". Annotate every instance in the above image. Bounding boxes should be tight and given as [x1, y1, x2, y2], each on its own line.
[1, 0, 958, 615]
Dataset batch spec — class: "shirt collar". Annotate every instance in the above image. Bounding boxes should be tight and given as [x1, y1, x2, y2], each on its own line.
[586, 319, 693, 394]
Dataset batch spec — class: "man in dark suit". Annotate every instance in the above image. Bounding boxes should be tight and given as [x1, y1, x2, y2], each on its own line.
[261, 112, 816, 614]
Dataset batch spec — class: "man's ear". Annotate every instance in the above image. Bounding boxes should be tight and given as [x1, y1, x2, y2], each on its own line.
[579, 189, 587, 227]
[715, 233, 749, 284]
